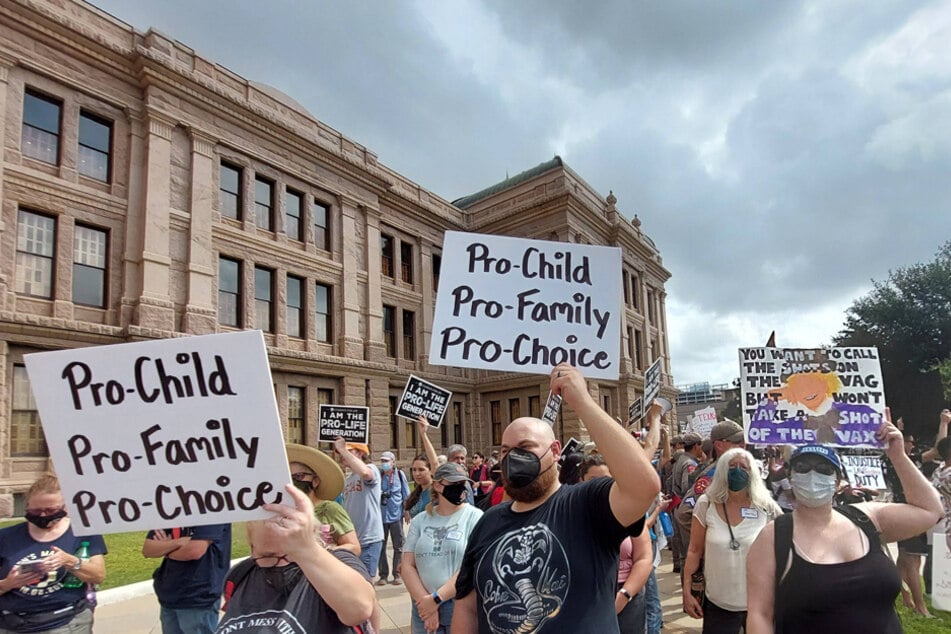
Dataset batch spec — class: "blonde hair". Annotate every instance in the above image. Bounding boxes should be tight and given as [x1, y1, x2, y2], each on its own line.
[27, 474, 60, 499]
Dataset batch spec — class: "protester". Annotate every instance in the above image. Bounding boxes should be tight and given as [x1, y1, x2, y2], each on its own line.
[765, 446, 795, 513]
[452, 364, 660, 632]
[378, 451, 410, 586]
[468, 452, 492, 500]
[670, 432, 703, 573]
[681, 448, 781, 632]
[334, 438, 384, 580]
[746, 417, 944, 633]
[581, 454, 653, 633]
[217, 483, 375, 633]
[286, 443, 360, 555]
[405, 454, 434, 522]
[643, 494, 670, 634]
[934, 434, 951, 546]
[557, 450, 585, 485]
[143, 523, 231, 634]
[402, 463, 484, 634]
[418, 417, 475, 505]
[0, 475, 106, 633]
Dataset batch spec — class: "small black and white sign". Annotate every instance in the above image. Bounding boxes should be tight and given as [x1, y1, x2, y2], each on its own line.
[644, 359, 662, 406]
[396, 375, 453, 427]
[541, 391, 562, 426]
[628, 397, 643, 423]
[318, 405, 369, 443]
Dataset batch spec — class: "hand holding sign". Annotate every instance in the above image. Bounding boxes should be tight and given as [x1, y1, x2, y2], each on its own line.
[263, 483, 319, 563]
[550, 363, 594, 413]
[877, 409, 904, 462]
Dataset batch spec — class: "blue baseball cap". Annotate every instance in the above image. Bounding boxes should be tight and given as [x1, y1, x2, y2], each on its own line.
[790, 445, 842, 472]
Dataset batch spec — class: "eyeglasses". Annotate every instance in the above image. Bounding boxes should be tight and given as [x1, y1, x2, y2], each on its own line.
[791, 460, 836, 476]
[25, 506, 65, 516]
[252, 554, 290, 568]
[291, 472, 315, 483]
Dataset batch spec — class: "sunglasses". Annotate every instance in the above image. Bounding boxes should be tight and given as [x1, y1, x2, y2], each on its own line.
[791, 460, 836, 476]
[25, 506, 66, 516]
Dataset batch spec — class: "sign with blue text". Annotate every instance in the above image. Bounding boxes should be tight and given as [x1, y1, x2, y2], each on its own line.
[429, 231, 622, 380]
[24, 330, 290, 535]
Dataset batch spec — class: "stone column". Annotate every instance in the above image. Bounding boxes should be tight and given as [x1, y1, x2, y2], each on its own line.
[52, 215, 75, 319]
[182, 130, 217, 334]
[135, 113, 176, 331]
[0, 55, 13, 311]
[359, 202, 387, 362]
[338, 196, 366, 359]
[420, 243, 435, 363]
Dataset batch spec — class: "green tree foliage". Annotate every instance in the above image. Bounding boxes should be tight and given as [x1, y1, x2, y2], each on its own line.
[834, 240, 951, 442]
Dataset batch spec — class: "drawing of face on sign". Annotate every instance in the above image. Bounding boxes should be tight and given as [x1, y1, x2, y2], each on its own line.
[770, 371, 840, 415]
[481, 523, 569, 634]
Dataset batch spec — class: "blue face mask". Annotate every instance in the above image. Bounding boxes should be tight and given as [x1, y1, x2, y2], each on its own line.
[728, 466, 750, 492]
[380, 463, 391, 472]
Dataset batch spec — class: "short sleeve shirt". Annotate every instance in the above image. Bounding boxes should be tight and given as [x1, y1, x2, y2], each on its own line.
[343, 464, 384, 545]
[313, 500, 355, 541]
[405, 504, 483, 593]
[150, 524, 232, 609]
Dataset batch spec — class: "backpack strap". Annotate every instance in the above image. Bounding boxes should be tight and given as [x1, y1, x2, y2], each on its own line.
[773, 511, 794, 623]
[834, 504, 881, 550]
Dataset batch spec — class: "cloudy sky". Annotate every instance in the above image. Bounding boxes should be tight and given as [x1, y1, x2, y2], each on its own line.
[90, 0, 951, 386]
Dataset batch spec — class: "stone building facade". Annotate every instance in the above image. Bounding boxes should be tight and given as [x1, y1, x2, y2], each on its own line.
[0, 0, 673, 515]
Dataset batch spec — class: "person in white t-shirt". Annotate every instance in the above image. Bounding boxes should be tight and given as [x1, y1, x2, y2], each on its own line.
[682, 448, 781, 633]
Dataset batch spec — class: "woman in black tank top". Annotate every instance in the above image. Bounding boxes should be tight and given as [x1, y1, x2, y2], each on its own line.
[744, 417, 943, 634]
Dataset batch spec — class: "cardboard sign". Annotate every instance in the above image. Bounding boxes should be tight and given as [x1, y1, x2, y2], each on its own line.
[318, 405, 369, 443]
[933, 532, 951, 612]
[541, 391, 562, 426]
[643, 358, 662, 406]
[628, 397, 643, 423]
[690, 406, 718, 437]
[740, 347, 886, 448]
[396, 375, 452, 427]
[23, 330, 289, 535]
[429, 231, 622, 380]
[840, 453, 885, 490]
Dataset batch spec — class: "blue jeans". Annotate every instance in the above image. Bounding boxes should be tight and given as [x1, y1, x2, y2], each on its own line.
[159, 603, 220, 634]
[361, 540, 384, 578]
[645, 555, 662, 633]
[411, 599, 454, 634]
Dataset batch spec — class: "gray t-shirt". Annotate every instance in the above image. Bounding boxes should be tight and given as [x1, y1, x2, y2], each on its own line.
[343, 464, 384, 545]
[405, 504, 483, 593]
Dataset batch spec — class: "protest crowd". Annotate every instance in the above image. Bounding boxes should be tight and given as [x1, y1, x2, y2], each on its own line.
[2, 359, 950, 633]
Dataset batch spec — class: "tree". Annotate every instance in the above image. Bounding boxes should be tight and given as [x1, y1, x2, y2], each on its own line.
[834, 240, 951, 443]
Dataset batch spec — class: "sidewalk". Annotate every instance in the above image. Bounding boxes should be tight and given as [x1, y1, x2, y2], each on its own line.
[93, 548, 700, 633]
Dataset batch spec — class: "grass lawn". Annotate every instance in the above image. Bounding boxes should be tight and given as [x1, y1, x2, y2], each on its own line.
[1, 519, 249, 591]
[896, 597, 951, 633]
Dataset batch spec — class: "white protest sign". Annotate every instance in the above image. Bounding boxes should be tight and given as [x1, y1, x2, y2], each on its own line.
[23, 330, 289, 535]
[318, 405, 370, 443]
[839, 453, 885, 490]
[429, 231, 622, 380]
[934, 533, 951, 611]
[396, 375, 452, 427]
[740, 347, 886, 448]
[690, 406, 718, 437]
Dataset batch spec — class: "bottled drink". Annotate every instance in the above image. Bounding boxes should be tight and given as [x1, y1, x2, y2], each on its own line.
[62, 541, 89, 589]
[658, 511, 674, 537]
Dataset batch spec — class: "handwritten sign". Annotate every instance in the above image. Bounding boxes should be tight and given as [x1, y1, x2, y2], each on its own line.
[429, 231, 622, 379]
[318, 405, 369, 443]
[740, 347, 886, 448]
[23, 330, 289, 535]
[643, 359, 662, 406]
[541, 392, 562, 426]
[628, 397, 643, 423]
[840, 453, 885, 490]
[396, 375, 452, 427]
[690, 406, 717, 437]
[933, 533, 951, 612]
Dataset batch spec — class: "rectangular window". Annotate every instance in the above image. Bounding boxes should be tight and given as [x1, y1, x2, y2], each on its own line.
[254, 267, 274, 332]
[315, 283, 332, 343]
[218, 256, 241, 327]
[389, 396, 399, 448]
[383, 305, 396, 357]
[627, 327, 635, 363]
[314, 200, 331, 251]
[509, 398, 521, 422]
[286, 275, 303, 338]
[255, 177, 274, 231]
[631, 274, 640, 310]
[317, 388, 334, 407]
[602, 393, 612, 415]
[402, 310, 416, 360]
[16, 210, 56, 298]
[441, 409, 450, 447]
[78, 111, 112, 182]
[405, 411, 418, 448]
[453, 402, 463, 447]
[529, 395, 541, 418]
[381, 234, 394, 278]
[491, 400, 502, 445]
[73, 224, 107, 307]
[622, 271, 630, 304]
[432, 253, 441, 291]
[634, 329, 643, 371]
[287, 386, 305, 444]
[647, 289, 657, 323]
[22, 90, 61, 164]
[285, 189, 303, 241]
[400, 241, 414, 284]
[219, 162, 242, 220]
[11, 365, 47, 456]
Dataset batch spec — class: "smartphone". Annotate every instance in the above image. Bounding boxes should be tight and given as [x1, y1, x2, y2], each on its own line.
[17, 560, 47, 575]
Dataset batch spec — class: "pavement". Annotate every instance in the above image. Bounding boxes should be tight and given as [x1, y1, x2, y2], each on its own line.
[93, 547, 701, 633]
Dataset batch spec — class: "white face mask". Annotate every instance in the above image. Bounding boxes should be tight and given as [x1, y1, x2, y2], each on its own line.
[790, 471, 837, 507]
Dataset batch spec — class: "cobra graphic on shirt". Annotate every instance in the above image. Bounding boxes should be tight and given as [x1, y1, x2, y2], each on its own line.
[476, 523, 569, 634]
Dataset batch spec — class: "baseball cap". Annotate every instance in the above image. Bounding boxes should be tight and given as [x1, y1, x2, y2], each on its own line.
[790, 445, 842, 472]
[380, 451, 396, 462]
[433, 462, 472, 483]
[701, 437, 714, 457]
[671, 435, 685, 446]
[346, 442, 370, 457]
[682, 432, 703, 447]
[711, 419, 745, 443]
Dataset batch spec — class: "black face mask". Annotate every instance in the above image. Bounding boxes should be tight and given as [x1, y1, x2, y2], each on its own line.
[262, 563, 303, 595]
[291, 478, 314, 496]
[440, 482, 467, 506]
[25, 509, 67, 529]
[502, 447, 552, 489]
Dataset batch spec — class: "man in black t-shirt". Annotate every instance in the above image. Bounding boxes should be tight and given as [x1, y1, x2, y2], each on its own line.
[452, 364, 660, 633]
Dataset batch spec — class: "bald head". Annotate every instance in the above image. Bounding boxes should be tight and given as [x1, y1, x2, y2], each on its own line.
[502, 417, 559, 459]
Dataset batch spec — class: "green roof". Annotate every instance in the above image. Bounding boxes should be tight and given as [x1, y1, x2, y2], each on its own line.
[452, 156, 564, 209]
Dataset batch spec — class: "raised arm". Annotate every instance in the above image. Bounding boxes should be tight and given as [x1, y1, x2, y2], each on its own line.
[921, 409, 950, 462]
[333, 437, 373, 481]
[417, 416, 440, 471]
[552, 364, 660, 527]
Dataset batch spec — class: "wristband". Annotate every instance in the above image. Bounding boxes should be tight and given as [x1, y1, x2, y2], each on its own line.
[432, 591, 443, 605]
[618, 588, 633, 602]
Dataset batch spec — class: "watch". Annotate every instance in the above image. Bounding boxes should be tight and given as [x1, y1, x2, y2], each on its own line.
[71, 558, 82, 571]
[432, 591, 443, 605]
[618, 588, 633, 603]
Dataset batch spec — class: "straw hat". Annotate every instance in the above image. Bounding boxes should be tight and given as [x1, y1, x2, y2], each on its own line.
[286, 443, 345, 500]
